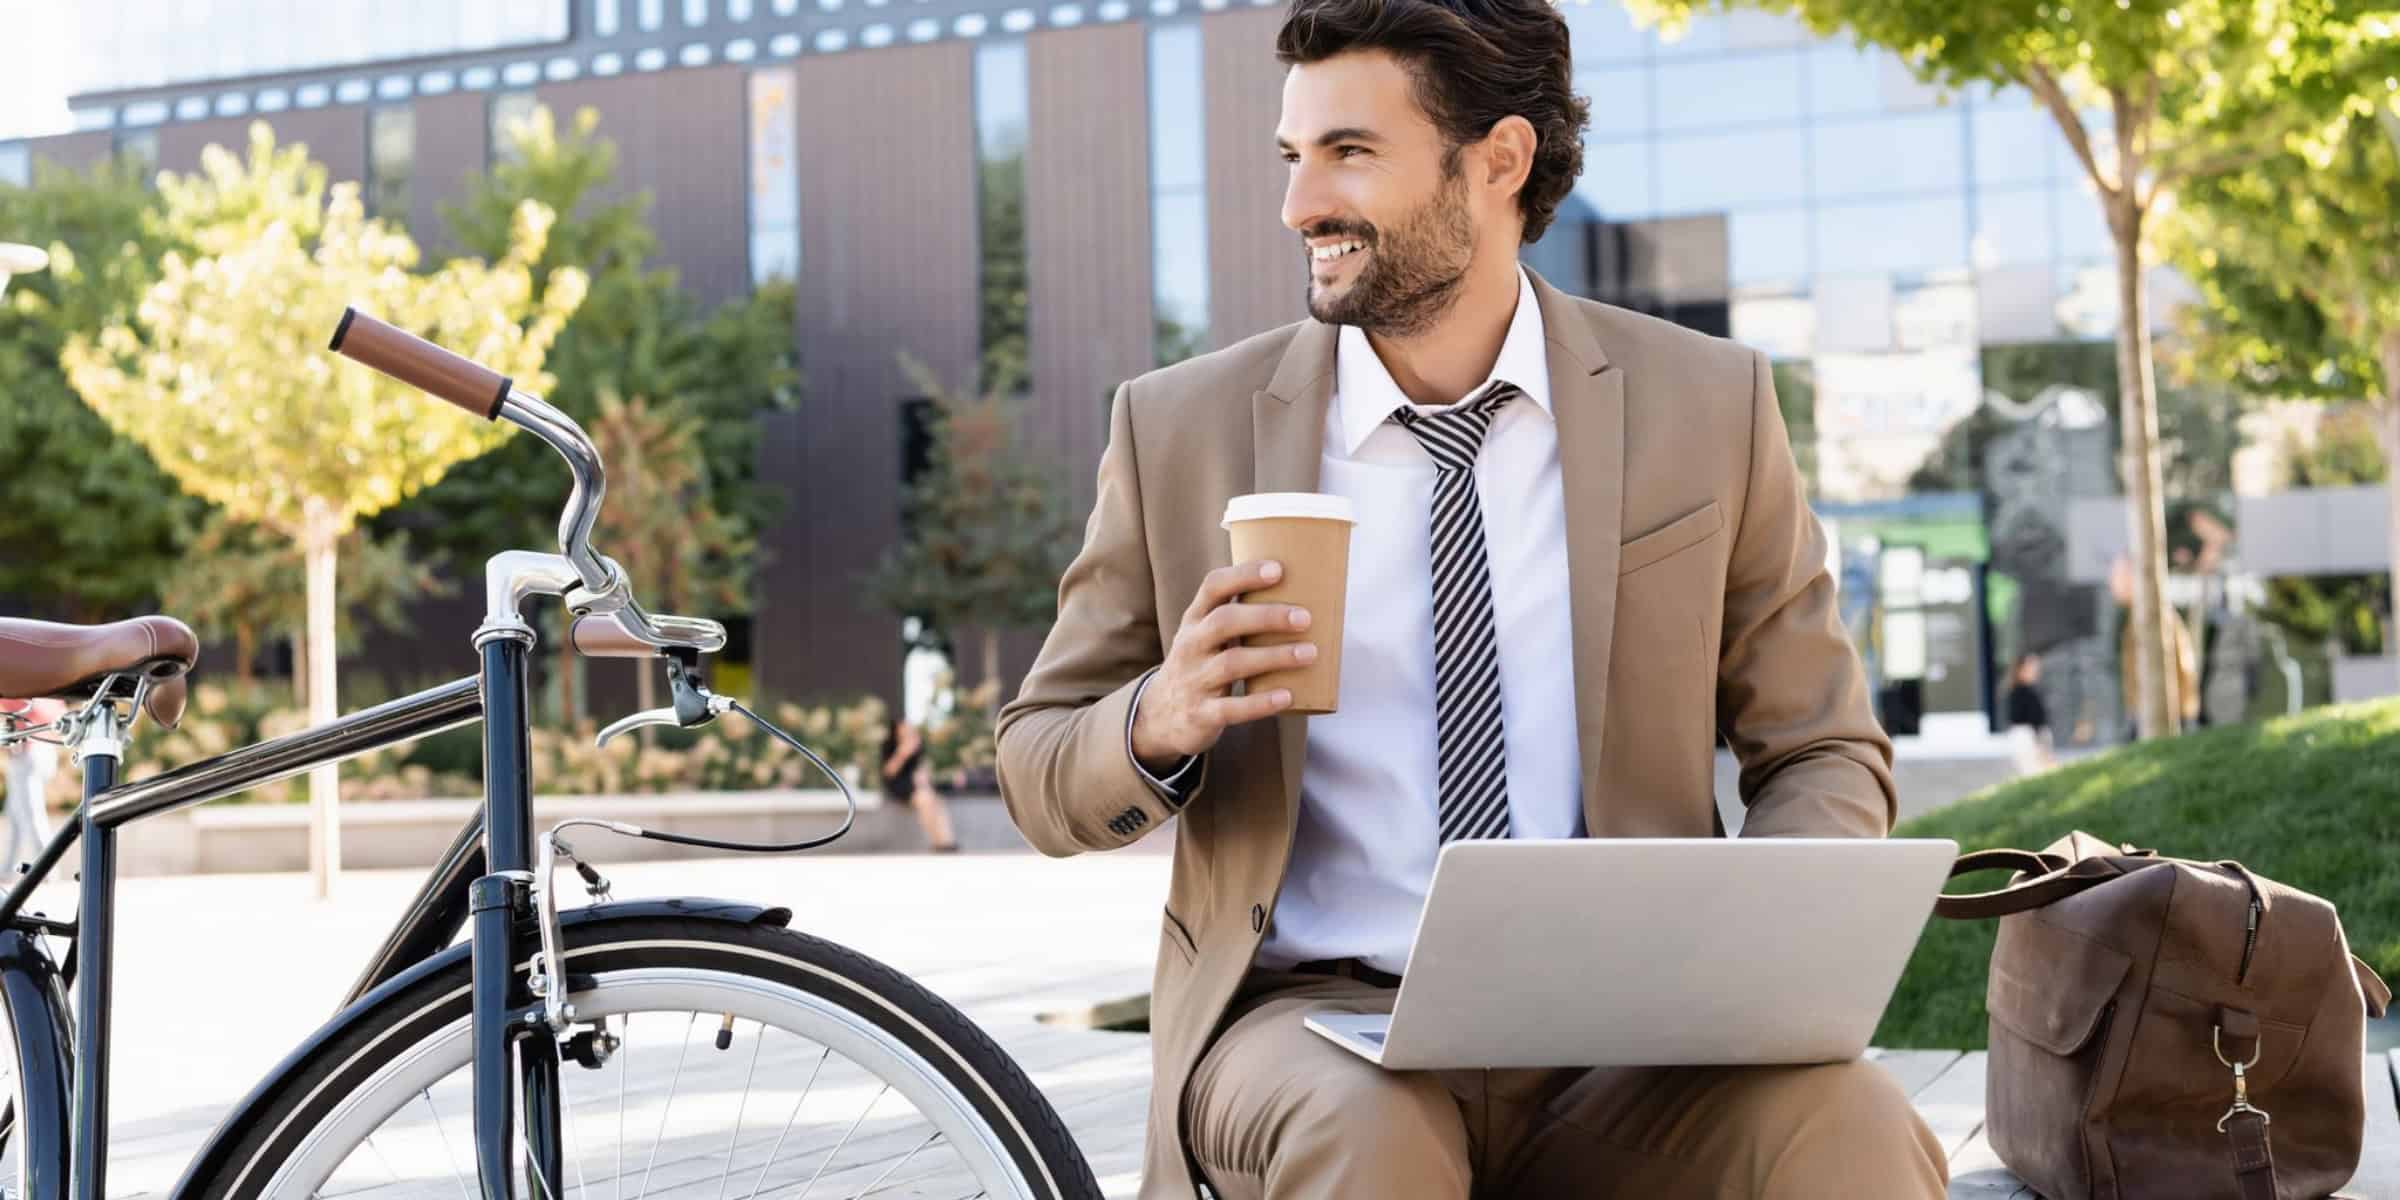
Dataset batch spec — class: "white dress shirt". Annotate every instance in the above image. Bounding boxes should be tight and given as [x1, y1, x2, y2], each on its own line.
[1256, 266, 1584, 975]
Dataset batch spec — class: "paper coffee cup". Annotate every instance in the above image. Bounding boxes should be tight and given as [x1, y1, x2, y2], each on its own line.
[1221, 492, 1357, 714]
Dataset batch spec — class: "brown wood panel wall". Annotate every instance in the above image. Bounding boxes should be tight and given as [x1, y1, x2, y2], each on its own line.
[1205, 7, 1307, 346]
[1025, 23, 1156, 518]
[754, 41, 980, 705]
[538, 66, 751, 309]
[156, 108, 367, 186]
[409, 92, 489, 255]
[23, 132, 113, 172]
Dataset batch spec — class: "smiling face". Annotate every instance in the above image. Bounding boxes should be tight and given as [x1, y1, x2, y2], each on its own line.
[1277, 50, 1489, 338]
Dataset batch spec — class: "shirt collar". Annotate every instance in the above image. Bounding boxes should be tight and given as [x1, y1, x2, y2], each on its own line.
[1335, 265, 1552, 457]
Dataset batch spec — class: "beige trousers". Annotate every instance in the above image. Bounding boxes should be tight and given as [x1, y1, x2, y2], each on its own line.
[1185, 969, 1948, 1200]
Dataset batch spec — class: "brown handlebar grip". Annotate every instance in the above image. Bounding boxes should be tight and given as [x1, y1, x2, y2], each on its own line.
[328, 307, 511, 420]
[570, 613, 660, 659]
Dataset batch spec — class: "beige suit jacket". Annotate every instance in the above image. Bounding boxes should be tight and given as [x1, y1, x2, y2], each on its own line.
[995, 268, 1896, 1199]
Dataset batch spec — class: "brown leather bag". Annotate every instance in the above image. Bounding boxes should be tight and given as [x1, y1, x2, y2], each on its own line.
[1935, 832, 2392, 1200]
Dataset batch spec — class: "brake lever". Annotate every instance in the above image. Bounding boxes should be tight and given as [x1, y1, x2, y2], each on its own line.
[593, 649, 733, 748]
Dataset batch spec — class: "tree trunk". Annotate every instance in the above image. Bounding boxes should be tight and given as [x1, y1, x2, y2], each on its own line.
[2109, 203, 2178, 740]
[303, 523, 341, 899]
[290, 622, 308, 710]
[234, 624, 256, 688]
[2382, 335, 2400, 660]
[634, 646, 657, 714]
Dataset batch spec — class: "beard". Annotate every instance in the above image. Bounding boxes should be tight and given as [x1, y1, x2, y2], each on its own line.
[1302, 162, 1477, 338]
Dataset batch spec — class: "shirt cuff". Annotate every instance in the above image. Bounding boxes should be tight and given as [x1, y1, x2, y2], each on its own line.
[1126, 668, 1202, 805]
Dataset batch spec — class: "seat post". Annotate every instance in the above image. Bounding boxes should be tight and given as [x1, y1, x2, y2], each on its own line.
[65, 698, 126, 1200]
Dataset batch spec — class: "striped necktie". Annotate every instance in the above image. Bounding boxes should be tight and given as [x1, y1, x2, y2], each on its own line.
[1389, 381, 1520, 843]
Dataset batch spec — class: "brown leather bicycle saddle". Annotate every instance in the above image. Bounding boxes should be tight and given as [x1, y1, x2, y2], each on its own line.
[0, 617, 198, 730]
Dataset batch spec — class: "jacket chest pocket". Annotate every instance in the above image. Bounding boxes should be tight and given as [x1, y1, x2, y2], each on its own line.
[1606, 502, 1728, 779]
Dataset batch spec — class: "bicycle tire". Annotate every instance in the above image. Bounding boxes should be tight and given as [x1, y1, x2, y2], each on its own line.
[183, 912, 1106, 1200]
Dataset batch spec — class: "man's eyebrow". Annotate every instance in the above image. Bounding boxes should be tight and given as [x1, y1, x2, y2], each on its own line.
[1274, 127, 1387, 152]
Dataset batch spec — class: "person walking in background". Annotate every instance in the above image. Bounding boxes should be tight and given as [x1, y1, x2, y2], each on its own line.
[881, 714, 958, 853]
[2002, 652, 2055, 769]
[0, 698, 60, 872]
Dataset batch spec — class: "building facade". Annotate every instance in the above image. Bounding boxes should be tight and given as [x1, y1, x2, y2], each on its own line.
[3, 0, 2165, 715]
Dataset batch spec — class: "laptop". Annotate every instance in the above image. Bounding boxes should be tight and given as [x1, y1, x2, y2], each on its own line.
[1302, 837, 1957, 1070]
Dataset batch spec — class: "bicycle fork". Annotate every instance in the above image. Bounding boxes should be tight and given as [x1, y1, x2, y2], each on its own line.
[469, 636, 564, 1199]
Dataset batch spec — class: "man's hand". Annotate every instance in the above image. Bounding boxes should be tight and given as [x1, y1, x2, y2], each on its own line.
[1130, 559, 1315, 772]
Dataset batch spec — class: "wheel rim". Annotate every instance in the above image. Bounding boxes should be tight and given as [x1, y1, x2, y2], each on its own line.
[255, 965, 1046, 1200]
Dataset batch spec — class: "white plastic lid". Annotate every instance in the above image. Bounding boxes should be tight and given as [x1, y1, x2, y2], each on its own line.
[1221, 491, 1357, 528]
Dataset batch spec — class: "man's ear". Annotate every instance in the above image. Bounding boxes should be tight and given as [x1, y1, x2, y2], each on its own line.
[1479, 115, 1538, 200]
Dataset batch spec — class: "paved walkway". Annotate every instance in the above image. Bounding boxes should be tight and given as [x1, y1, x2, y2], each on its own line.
[44, 843, 2400, 1197]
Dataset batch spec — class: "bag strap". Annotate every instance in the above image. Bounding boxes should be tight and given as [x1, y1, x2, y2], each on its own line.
[1932, 849, 2108, 920]
[2226, 1108, 2278, 1200]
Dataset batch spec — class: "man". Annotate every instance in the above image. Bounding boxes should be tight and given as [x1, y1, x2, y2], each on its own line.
[996, 0, 1947, 1194]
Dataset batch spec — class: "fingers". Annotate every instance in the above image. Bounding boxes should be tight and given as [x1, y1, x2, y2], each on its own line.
[1197, 601, 1310, 652]
[1184, 559, 1285, 627]
[1205, 689, 1291, 727]
[1205, 642, 1315, 689]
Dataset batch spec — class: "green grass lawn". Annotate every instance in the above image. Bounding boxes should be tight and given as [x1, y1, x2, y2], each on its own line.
[1873, 698, 2400, 1049]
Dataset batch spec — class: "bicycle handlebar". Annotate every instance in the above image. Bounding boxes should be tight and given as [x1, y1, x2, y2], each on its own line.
[329, 308, 511, 420]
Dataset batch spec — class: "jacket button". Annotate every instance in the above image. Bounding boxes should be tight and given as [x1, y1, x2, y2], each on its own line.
[1250, 903, 1265, 933]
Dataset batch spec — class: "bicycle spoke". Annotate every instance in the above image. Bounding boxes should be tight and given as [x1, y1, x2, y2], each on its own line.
[634, 1012, 699, 1200]
[854, 1130, 943, 1198]
[617, 1013, 632, 1200]
[523, 1126, 563, 1200]
[793, 1083, 889, 1200]
[420, 1088, 476, 1200]
[713, 1019, 769, 1200]
[563, 1048, 594, 1200]
[363, 1131, 406, 1184]
[744, 1045, 831, 1200]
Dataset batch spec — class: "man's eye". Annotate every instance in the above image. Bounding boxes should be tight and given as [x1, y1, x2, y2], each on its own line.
[1336, 145, 1367, 158]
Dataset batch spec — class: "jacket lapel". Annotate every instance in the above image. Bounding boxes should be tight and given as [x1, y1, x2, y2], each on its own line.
[1253, 321, 1337, 847]
[1529, 271, 1626, 816]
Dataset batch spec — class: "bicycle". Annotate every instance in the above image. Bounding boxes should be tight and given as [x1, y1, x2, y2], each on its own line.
[0, 309, 1105, 1199]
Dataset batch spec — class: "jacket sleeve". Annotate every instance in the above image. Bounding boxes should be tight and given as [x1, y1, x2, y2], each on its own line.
[995, 380, 1208, 856]
[1717, 350, 1897, 838]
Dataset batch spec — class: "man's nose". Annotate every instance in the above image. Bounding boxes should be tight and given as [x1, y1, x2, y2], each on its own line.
[1281, 161, 1333, 236]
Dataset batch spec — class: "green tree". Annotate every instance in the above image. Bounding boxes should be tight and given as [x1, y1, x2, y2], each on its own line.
[2160, 51, 2400, 656]
[0, 156, 201, 619]
[62, 124, 585, 896]
[161, 514, 450, 690]
[866, 356, 1078, 709]
[1627, 0, 2378, 739]
[979, 148, 1031, 396]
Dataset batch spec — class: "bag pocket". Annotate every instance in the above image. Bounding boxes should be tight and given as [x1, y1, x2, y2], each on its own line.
[1985, 917, 2132, 1198]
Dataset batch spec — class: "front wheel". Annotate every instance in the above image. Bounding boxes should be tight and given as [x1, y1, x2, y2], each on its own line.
[189, 913, 1105, 1199]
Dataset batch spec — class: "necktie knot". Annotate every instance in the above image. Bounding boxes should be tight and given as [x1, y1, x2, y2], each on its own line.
[1390, 381, 1521, 473]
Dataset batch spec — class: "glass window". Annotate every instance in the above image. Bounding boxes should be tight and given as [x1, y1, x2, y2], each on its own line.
[544, 57, 578, 80]
[727, 37, 760, 58]
[1098, 1, 1129, 19]
[775, 0, 800, 12]
[115, 131, 159, 174]
[1808, 43, 1886, 118]
[594, 52, 625, 74]
[749, 67, 800, 283]
[907, 19, 941, 40]
[0, 145, 29, 189]
[2051, 113, 2113, 183]
[173, 96, 209, 120]
[639, 0, 665, 30]
[729, 0, 755, 17]
[1878, 55, 1945, 111]
[418, 71, 456, 95]
[1812, 112, 1964, 199]
[71, 107, 116, 132]
[369, 107, 414, 219]
[820, 0, 843, 10]
[215, 93, 250, 117]
[752, 230, 800, 283]
[502, 62, 539, 86]
[124, 100, 170, 126]
[813, 30, 847, 51]
[1814, 195, 1968, 275]
[1578, 67, 1649, 140]
[595, 0, 620, 35]
[490, 92, 540, 165]
[635, 47, 670, 69]
[680, 43, 714, 64]
[859, 25, 893, 47]
[1562, 1, 1651, 63]
[976, 39, 1032, 393]
[1729, 207, 1811, 288]
[257, 88, 291, 112]
[1976, 262, 2057, 343]
[1148, 23, 1205, 190]
[768, 33, 802, 55]
[1152, 0, 1179, 14]
[1656, 127, 1806, 212]
[1654, 53, 1802, 131]
[292, 86, 330, 109]
[1051, 4, 1085, 26]
[336, 79, 373, 103]
[1972, 185, 2051, 268]
[1971, 102, 2052, 188]
[2052, 180, 2111, 260]
[1575, 139, 1653, 218]
[1725, 10, 1807, 50]
[1002, 9, 1037, 32]
[378, 75, 412, 100]
[1153, 192, 1211, 364]
[686, 0, 710, 25]
[954, 14, 989, 36]
[459, 66, 497, 90]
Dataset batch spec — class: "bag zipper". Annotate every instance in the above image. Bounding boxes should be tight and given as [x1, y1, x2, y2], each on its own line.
[2237, 895, 2261, 984]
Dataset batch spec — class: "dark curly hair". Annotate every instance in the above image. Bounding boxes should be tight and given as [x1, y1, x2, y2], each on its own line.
[1276, 0, 1591, 243]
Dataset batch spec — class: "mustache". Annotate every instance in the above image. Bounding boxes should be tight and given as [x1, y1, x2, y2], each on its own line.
[1301, 222, 1375, 246]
